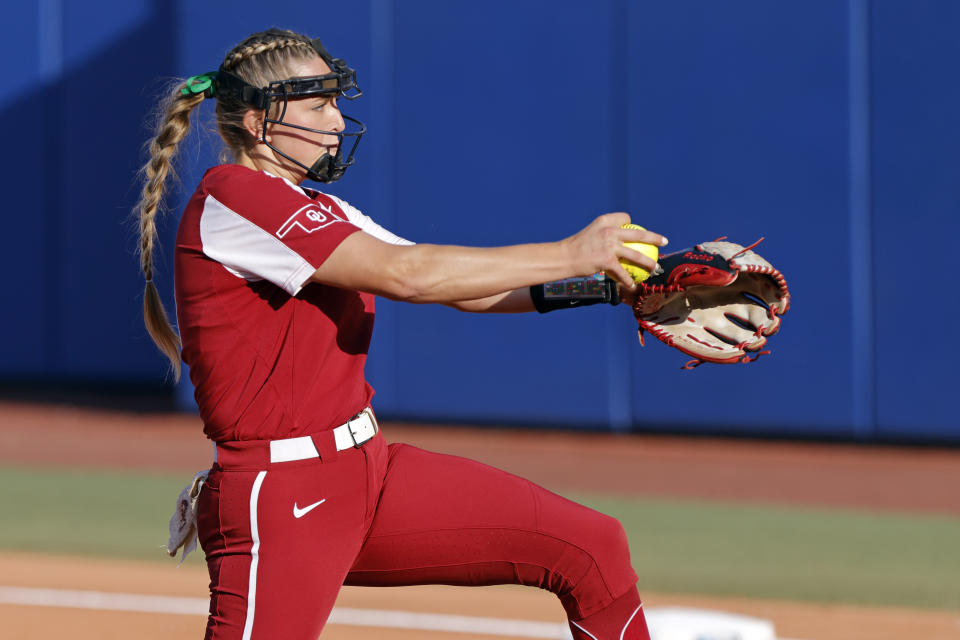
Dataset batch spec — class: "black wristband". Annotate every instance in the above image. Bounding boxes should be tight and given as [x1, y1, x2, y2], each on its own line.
[530, 275, 620, 313]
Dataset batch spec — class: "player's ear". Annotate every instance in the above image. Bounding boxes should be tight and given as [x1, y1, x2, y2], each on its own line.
[242, 109, 268, 143]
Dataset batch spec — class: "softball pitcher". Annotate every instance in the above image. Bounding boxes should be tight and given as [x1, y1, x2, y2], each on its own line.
[135, 28, 667, 640]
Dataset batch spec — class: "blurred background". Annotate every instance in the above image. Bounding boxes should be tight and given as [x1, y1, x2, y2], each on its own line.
[3, 0, 959, 443]
[1, 3, 959, 639]
[7, 0, 960, 442]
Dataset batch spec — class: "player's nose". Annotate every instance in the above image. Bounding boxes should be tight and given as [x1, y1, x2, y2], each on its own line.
[329, 105, 345, 133]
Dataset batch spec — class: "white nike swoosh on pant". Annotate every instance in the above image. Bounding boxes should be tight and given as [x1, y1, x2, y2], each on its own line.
[293, 499, 326, 518]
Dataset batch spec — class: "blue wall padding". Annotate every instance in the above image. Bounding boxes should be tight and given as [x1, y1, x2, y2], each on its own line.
[4, 1, 957, 442]
[3, 2, 47, 373]
[625, 2, 857, 436]
[869, 1, 960, 440]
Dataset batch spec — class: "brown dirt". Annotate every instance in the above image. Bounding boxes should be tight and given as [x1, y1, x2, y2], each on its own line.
[2, 552, 959, 640]
[2, 400, 959, 639]
[2, 401, 958, 515]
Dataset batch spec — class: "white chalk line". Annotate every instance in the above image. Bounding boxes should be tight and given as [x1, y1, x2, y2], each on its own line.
[0, 585, 571, 638]
[0, 585, 808, 640]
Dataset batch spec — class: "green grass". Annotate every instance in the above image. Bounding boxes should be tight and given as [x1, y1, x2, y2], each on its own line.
[1, 465, 958, 608]
[567, 492, 960, 611]
[0, 465, 205, 566]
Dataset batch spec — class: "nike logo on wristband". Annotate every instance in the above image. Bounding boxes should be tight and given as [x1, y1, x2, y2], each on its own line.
[293, 499, 326, 518]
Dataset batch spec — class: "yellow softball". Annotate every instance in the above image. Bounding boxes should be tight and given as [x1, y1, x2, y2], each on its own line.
[620, 223, 659, 283]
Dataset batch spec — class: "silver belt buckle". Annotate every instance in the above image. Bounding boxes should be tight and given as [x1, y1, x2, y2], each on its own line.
[347, 408, 376, 448]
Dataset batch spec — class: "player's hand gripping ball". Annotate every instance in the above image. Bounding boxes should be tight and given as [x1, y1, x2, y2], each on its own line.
[620, 224, 659, 283]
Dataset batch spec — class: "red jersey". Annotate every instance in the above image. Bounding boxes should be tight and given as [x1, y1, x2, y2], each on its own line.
[174, 165, 408, 442]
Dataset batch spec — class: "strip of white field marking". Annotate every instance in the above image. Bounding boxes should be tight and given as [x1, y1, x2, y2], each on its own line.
[0, 585, 806, 640]
[0, 586, 566, 638]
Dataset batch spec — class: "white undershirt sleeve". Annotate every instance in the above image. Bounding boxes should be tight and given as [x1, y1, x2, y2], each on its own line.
[199, 194, 319, 296]
[326, 194, 415, 246]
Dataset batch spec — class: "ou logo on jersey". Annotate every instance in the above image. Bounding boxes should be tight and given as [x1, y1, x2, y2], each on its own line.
[276, 202, 343, 239]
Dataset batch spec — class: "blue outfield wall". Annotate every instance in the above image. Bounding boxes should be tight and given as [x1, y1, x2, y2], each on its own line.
[1, 1, 957, 442]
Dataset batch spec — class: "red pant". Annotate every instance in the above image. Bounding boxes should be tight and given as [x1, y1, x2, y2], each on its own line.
[198, 430, 649, 639]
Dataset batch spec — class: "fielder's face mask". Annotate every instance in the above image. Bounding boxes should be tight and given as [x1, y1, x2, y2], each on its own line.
[214, 39, 366, 183]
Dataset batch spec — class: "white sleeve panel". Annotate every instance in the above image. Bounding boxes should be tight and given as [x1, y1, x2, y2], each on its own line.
[199, 195, 318, 297]
[326, 194, 415, 246]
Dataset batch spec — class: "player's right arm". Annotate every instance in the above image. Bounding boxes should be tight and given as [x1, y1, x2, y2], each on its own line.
[308, 213, 666, 303]
[444, 289, 535, 313]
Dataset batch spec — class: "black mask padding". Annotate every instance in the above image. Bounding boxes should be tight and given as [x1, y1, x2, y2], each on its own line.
[308, 152, 344, 183]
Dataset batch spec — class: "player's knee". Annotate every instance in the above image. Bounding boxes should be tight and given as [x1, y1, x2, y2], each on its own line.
[590, 512, 633, 567]
[561, 512, 636, 619]
[590, 513, 637, 588]
[533, 489, 636, 611]
[551, 504, 633, 580]
[568, 510, 634, 586]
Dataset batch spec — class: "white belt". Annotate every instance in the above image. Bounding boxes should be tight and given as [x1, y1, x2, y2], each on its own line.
[269, 408, 378, 463]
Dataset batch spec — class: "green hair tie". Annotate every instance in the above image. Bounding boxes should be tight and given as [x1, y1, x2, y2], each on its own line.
[181, 72, 218, 98]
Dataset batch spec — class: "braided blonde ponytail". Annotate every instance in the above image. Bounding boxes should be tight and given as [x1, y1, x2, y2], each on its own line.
[135, 86, 205, 380]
